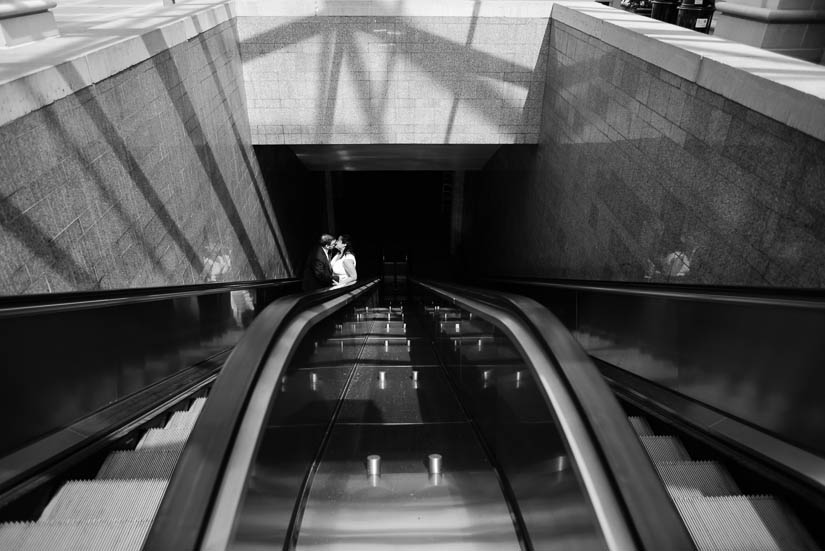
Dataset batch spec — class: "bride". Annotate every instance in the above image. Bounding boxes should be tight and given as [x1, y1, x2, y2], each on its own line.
[330, 234, 357, 287]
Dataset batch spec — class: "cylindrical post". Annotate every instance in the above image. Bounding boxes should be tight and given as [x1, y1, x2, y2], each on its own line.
[428, 453, 442, 475]
[367, 454, 381, 476]
[378, 370, 386, 389]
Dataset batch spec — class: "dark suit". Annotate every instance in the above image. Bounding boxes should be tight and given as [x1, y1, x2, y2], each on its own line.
[302, 246, 333, 291]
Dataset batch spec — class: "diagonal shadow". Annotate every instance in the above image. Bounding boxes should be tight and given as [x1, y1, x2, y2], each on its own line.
[240, 15, 538, 136]
[445, 0, 482, 141]
[345, 26, 395, 142]
[142, 32, 266, 279]
[195, 21, 293, 275]
[315, 26, 344, 142]
[0, 197, 98, 290]
[54, 64, 205, 277]
[34, 91, 173, 281]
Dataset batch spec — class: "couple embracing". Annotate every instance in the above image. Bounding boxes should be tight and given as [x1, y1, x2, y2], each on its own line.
[302, 234, 357, 291]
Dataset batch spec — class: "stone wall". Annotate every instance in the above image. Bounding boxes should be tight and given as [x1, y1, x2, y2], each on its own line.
[238, 15, 548, 145]
[0, 20, 293, 295]
[468, 16, 825, 287]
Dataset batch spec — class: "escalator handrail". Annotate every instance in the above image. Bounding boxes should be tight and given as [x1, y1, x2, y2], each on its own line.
[482, 276, 825, 309]
[417, 279, 695, 551]
[0, 277, 301, 318]
[142, 278, 379, 551]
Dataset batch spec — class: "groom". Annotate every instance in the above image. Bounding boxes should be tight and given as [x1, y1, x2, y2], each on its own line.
[302, 234, 336, 291]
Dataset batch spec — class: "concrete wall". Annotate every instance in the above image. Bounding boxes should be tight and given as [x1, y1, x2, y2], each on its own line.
[468, 5, 825, 288]
[0, 20, 293, 295]
[238, 13, 548, 144]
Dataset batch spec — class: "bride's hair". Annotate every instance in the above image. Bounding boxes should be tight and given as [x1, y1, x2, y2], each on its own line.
[337, 234, 354, 256]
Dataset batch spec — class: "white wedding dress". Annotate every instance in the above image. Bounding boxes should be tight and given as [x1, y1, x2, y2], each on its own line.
[330, 252, 357, 287]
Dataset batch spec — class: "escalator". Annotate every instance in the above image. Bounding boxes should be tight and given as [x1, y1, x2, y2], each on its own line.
[1, 277, 824, 550]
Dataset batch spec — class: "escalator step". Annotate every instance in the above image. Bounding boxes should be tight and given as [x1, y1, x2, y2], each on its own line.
[96, 449, 181, 480]
[39, 480, 167, 521]
[674, 495, 819, 551]
[639, 436, 691, 462]
[187, 397, 206, 417]
[628, 416, 654, 436]
[0, 522, 28, 549]
[136, 428, 190, 451]
[656, 461, 740, 499]
[0, 520, 150, 551]
[164, 410, 199, 431]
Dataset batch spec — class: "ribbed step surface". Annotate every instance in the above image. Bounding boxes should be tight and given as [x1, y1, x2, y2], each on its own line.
[0, 520, 150, 551]
[165, 410, 199, 431]
[639, 435, 691, 462]
[628, 416, 654, 436]
[40, 480, 167, 521]
[136, 428, 191, 451]
[96, 449, 181, 480]
[674, 496, 819, 551]
[0, 394, 209, 550]
[656, 461, 740, 499]
[187, 397, 206, 417]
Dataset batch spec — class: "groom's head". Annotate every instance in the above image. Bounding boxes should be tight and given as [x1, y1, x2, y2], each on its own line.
[320, 234, 335, 250]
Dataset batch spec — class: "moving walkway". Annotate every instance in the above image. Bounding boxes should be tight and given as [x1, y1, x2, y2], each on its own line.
[0, 277, 823, 550]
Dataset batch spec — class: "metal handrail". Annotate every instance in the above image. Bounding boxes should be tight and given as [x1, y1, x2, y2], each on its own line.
[142, 278, 379, 551]
[0, 278, 301, 318]
[482, 276, 825, 310]
[416, 279, 695, 551]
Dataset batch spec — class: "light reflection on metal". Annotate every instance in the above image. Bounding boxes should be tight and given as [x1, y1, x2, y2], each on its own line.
[311, 372, 318, 391]
[428, 454, 442, 476]
[516, 370, 523, 389]
[411, 370, 418, 381]
[367, 454, 381, 476]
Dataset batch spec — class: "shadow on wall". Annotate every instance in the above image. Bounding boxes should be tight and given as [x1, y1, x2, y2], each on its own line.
[0, 22, 292, 295]
[241, 0, 549, 143]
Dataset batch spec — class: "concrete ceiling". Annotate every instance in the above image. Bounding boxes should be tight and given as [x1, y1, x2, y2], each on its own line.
[288, 145, 501, 171]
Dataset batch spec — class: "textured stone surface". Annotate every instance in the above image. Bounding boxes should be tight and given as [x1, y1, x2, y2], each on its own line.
[238, 15, 549, 144]
[0, 21, 291, 295]
[468, 20, 825, 288]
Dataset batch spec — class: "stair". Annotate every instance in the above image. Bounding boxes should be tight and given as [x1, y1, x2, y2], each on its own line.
[0, 396, 207, 550]
[629, 415, 819, 550]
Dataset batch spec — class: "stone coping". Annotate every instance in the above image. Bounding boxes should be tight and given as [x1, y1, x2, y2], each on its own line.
[551, 1, 825, 143]
[0, 0, 235, 127]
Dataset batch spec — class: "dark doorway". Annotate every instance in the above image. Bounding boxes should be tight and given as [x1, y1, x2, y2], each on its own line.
[330, 171, 452, 278]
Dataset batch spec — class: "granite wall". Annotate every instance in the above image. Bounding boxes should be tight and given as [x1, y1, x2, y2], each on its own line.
[238, 16, 548, 145]
[468, 19, 825, 287]
[0, 20, 293, 295]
